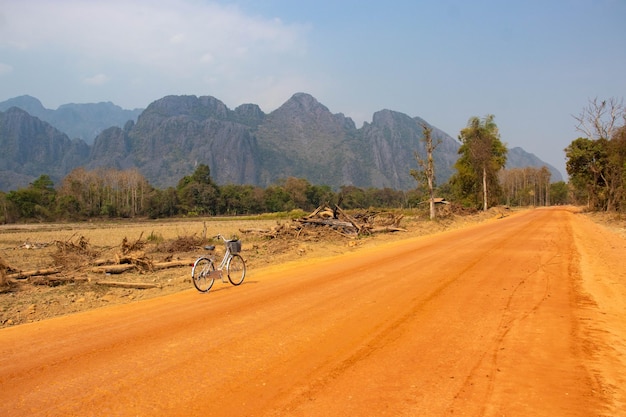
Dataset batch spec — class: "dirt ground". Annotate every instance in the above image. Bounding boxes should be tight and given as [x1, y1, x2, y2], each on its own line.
[0, 206, 624, 416]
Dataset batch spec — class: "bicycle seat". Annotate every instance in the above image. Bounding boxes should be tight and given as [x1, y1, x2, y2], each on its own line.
[204, 245, 215, 251]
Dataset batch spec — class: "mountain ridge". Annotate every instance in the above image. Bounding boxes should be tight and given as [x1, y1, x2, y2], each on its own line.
[0, 95, 142, 144]
[0, 93, 563, 192]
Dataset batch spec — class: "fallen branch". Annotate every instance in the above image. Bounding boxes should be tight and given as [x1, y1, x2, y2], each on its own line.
[333, 205, 362, 233]
[369, 226, 407, 233]
[93, 258, 112, 266]
[121, 233, 145, 254]
[96, 280, 161, 289]
[30, 276, 89, 286]
[91, 264, 137, 274]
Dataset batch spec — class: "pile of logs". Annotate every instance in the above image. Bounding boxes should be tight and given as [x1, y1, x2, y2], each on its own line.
[297, 204, 406, 236]
[3, 234, 191, 290]
[242, 204, 406, 239]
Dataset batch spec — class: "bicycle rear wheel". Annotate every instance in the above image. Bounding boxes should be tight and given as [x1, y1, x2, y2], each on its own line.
[192, 257, 215, 292]
[227, 254, 246, 285]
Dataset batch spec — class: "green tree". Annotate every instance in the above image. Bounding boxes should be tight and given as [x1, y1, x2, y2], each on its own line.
[263, 185, 293, 212]
[452, 115, 507, 210]
[339, 185, 367, 209]
[305, 184, 335, 209]
[549, 181, 570, 205]
[6, 175, 57, 220]
[282, 177, 310, 210]
[218, 184, 264, 215]
[565, 137, 608, 209]
[146, 187, 180, 218]
[177, 164, 220, 215]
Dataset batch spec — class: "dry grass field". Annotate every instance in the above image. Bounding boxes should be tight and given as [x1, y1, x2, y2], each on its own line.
[1, 211, 448, 327]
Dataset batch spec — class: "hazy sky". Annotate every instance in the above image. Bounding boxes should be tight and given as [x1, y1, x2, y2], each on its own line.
[1, 0, 625, 177]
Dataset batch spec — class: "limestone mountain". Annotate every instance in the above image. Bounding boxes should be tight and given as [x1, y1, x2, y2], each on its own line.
[360, 110, 461, 189]
[0, 95, 142, 144]
[0, 93, 563, 192]
[253, 93, 367, 187]
[0, 107, 90, 190]
[88, 95, 260, 188]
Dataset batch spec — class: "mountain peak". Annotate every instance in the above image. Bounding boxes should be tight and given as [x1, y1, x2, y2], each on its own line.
[140, 95, 230, 122]
[0, 95, 46, 115]
[277, 92, 329, 114]
[372, 109, 414, 126]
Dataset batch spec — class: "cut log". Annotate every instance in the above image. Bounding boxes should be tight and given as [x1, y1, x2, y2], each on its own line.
[370, 226, 407, 233]
[92, 264, 137, 274]
[7, 268, 60, 280]
[153, 259, 195, 270]
[96, 280, 160, 289]
[239, 228, 271, 234]
[31, 276, 89, 286]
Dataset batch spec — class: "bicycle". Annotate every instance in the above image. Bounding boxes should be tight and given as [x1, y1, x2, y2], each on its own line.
[191, 234, 246, 293]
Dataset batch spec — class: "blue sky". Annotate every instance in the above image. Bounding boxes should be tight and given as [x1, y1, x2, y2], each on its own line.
[1, 0, 625, 178]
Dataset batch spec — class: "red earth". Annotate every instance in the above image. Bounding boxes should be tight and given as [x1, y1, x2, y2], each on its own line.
[1, 206, 624, 416]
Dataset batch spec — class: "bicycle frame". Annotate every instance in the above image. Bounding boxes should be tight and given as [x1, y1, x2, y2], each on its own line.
[210, 246, 232, 282]
[191, 234, 246, 292]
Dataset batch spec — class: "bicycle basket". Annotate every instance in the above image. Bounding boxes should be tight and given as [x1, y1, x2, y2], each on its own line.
[227, 239, 242, 254]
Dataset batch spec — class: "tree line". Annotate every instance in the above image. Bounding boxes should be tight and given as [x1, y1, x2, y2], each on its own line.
[0, 165, 565, 224]
[0, 165, 421, 222]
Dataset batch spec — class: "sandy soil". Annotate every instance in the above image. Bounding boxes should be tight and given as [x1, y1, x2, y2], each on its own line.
[0, 206, 624, 416]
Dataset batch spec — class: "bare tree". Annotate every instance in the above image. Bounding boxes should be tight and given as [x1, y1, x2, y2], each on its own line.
[573, 97, 625, 140]
[411, 124, 440, 219]
[499, 167, 551, 207]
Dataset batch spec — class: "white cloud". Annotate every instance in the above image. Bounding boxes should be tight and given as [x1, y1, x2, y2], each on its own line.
[0, 0, 313, 109]
[83, 74, 110, 86]
[0, 0, 308, 76]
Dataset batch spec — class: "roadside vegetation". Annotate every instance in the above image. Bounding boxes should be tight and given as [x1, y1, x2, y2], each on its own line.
[566, 97, 626, 212]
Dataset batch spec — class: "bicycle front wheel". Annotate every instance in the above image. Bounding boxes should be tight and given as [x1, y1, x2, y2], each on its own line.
[192, 257, 215, 292]
[227, 254, 246, 285]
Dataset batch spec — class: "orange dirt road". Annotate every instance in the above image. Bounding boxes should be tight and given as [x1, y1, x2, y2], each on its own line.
[1, 207, 625, 416]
